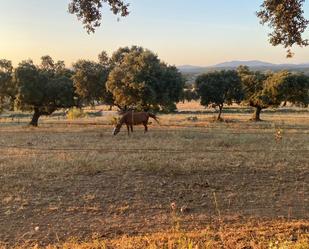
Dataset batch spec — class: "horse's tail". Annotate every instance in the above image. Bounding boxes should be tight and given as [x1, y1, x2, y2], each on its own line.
[148, 113, 160, 124]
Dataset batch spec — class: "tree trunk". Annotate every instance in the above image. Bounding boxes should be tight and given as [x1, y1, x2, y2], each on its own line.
[217, 104, 223, 121]
[251, 106, 262, 121]
[29, 108, 41, 127]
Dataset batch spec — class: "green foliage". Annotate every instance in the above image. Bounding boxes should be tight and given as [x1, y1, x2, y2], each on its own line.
[68, 0, 129, 33]
[196, 70, 243, 119]
[98, 50, 110, 67]
[68, 1, 308, 57]
[266, 71, 309, 107]
[107, 46, 184, 112]
[0, 59, 16, 111]
[237, 66, 309, 120]
[110, 46, 143, 67]
[181, 88, 199, 102]
[257, 0, 309, 57]
[72, 58, 113, 107]
[237, 66, 273, 120]
[14, 56, 76, 126]
[237, 66, 268, 105]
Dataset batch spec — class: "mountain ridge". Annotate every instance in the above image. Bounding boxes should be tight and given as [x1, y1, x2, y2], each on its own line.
[177, 60, 309, 73]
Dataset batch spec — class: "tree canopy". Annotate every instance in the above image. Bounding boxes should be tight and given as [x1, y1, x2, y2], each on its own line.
[237, 66, 309, 121]
[196, 70, 243, 120]
[237, 66, 275, 121]
[69, 0, 308, 56]
[279, 73, 309, 106]
[264, 71, 309, 107]
[72, 58, 112, 107]
[181, 88, 199, 103]
[106, 46, 184, 112]
[257, 0, 309, 57]
[0, 59, 15, 111]
[14, 57, 76, 126]
[68, 0, 129, 33]
[1, 48, 308, 126]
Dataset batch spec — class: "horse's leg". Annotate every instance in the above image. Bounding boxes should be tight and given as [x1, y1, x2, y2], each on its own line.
[143, 122, 148, 133]
[130, 125, 133, 133]
[126, 124, 130, 136]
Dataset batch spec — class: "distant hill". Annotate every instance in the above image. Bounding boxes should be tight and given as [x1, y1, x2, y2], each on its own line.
[213, 60, 275, 68]
[178, 60, 309, 75]
[177, 65, 205, 74]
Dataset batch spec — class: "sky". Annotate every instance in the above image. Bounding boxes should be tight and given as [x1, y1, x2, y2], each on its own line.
[0, 0, 309, 67]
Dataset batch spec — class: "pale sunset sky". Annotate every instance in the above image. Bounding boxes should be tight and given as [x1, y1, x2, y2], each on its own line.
[0, 0, 309, 67]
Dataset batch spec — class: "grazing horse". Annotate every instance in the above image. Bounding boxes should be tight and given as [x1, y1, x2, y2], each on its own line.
[113, 111, 159, 135]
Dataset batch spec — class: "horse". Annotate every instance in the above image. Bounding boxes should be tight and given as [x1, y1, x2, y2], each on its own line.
[113, 111, 159, 135]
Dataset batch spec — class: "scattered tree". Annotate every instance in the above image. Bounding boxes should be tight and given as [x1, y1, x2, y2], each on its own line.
[196, 70, 243, 120]
[3, 51, 308, 125]
[14, 57, 76, 126]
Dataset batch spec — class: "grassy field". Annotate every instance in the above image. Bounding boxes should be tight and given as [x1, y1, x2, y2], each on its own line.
[0, 103, 308, 248]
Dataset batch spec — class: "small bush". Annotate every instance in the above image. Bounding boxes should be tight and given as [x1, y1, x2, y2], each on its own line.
[66, 108, 86, 120]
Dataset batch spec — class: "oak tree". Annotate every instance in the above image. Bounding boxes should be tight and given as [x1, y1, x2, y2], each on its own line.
[264, 71, 309, 107]
[106, 46, 184, 112]
[196, 70, 243, 120]
[14, 57, 76, 126]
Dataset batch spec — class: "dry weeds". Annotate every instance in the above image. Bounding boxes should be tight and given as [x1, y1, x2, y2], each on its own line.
[0, 105, 308, 248]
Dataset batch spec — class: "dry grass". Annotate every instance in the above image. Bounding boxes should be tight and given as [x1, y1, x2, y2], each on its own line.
[0, 103, 308, 248]
[1, 222, 309, 249]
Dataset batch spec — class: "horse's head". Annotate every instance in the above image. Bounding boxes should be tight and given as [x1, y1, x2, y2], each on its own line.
[112, 123, 121, 135]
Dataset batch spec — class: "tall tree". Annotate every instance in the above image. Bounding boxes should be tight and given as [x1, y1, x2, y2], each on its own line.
[107, 46, 184, 112]
[237, 66, 269, 121]
[14, 57, 76, 126]
[237, 66, 291, 121]
[196, 70, 243, 120]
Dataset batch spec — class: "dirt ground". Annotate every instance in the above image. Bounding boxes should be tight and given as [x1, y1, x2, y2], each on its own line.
[0, 109, 308, 247]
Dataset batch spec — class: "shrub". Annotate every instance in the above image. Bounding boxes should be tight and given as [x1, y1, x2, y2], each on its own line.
[67, 107, 86, 120]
